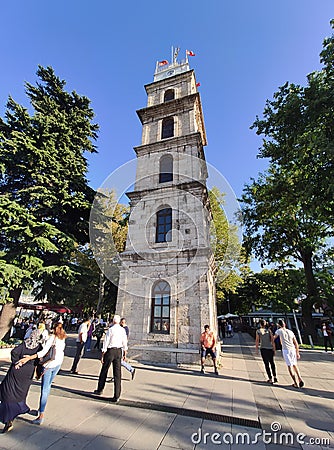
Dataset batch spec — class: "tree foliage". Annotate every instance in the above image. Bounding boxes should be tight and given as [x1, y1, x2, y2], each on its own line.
[209, 187, 246, 312]
[0, 66, 98, 337]
[241, 21, 334, 330]
[89, 188, 129, 315]
[231, 268, 306, 315]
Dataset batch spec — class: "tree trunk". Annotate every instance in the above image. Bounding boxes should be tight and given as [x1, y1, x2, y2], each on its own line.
[96, 272, 106, 316]
[0, 288, 22, 341]
[301, 250, 318, 343]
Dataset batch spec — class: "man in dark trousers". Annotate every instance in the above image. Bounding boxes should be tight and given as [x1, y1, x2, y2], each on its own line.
[94, 315, 128, 402]
[70, 316, 90, 374]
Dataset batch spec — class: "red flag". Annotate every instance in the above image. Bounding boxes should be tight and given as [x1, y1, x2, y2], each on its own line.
[196, 82, 201, 87]
[186, 50, 196, 56]
[158, 60, 169, 66]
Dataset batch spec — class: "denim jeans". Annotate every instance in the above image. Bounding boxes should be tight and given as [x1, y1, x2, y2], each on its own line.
[121, 359, 134, 373]
[39, 365, 61, 413]
[85, 336, 92, 351]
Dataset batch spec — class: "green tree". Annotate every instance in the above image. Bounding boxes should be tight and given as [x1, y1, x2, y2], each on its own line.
[209, 187, 245, 314]
[45, 246, 100, 314]
[242, 22, 334, 335]
[90, 188, 129, 315]
[0, 66, 98, 338]
[232, 268, 306, 315]
[312, 245, 334, 314]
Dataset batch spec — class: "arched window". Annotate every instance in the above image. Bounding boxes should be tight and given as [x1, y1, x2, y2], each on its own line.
[161, 117, 174, 139]
[164, 89, 175, 102]
[159, 154, 173, 183]
[156, 208, 172, 243]
[151, 281, 170, 333]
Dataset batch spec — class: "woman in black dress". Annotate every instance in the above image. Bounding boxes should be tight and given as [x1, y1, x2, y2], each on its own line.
[0, 329, 42, 433]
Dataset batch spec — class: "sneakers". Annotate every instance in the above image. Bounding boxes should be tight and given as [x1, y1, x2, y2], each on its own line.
[110, 397, 119, 403]
[299, 380, 305, 388]
[273, 377, 278, 383]
[93, 389, 103, 395]
[2, 421, 13, 433]
[131, 369, 136, 380]
[32, 417, 44, 425]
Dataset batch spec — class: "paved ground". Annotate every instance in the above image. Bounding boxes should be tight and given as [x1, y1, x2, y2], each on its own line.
[0, 332, 333, 449]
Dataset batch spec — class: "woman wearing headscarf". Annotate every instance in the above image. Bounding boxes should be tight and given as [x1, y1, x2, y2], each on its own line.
[0, 329, 42, 433]
[17, 322, 67, 425]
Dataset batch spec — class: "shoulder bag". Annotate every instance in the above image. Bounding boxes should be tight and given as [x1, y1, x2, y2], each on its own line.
[35, 338, 56, 379]
[39, 337, 57, 365]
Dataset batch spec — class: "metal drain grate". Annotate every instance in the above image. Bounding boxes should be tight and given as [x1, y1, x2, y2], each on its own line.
[84, 392, 261, 429]
[126, 400, 261, 429]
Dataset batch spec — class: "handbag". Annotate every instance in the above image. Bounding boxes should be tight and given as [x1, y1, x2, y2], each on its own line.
[39, 338, 56, 365]
[35, 363, 45, 380]
[35, 338, 56, 380]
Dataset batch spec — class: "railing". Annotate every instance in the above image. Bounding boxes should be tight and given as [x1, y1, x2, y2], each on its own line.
[155, 58, 188, 73]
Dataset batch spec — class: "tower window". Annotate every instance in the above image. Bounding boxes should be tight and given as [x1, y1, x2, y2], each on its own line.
[159, 154, 173, 183]
[151, 281, 170, 333]
[164, 89, 175, 102]
[156, 208, 172, 243]
[161, 117, 174, 139]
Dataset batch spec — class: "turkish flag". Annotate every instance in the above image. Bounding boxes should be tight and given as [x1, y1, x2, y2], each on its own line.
[186, 50, 196, 56]
[158, 60, 169, 66]
[196, 82, 201, 87]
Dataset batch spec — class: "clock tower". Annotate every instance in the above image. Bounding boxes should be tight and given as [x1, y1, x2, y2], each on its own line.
[116, 54, 217, 364]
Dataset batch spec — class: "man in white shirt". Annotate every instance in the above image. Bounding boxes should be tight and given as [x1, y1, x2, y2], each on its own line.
[70, 316, 90, 374]
[94, 314, 128, 402]
[274, 319, 304, 388]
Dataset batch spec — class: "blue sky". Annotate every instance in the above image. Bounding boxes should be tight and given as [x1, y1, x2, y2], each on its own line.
[1, 0, 333, 202]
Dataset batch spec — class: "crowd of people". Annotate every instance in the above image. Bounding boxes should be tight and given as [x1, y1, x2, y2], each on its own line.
[0, 313, 135, 433]
[218, 320, 234, 339]
[0, 311, 331, 434]
[200, 317, 305, 388]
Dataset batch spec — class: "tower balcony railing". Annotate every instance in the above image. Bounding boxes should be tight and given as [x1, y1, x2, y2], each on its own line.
[155, 58, 188, 74]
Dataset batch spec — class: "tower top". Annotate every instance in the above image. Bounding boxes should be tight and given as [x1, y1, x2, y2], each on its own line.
[154, 47, 193, 82]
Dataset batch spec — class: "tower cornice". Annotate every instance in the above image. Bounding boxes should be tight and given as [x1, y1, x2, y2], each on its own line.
[126, 180, 209, 205]
[120, 246, 213, 262]
[137, 93, 198, 123]
[133, 132, 205, 156]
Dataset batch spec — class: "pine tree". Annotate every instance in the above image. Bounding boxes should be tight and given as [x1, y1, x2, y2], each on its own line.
[0, 66, 98, 338]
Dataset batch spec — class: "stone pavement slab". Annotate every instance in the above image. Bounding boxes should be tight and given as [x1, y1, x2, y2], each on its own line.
[0, 332, 333, 449]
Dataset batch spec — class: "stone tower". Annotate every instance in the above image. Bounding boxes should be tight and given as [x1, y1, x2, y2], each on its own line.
[116, 55, 217, 364]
